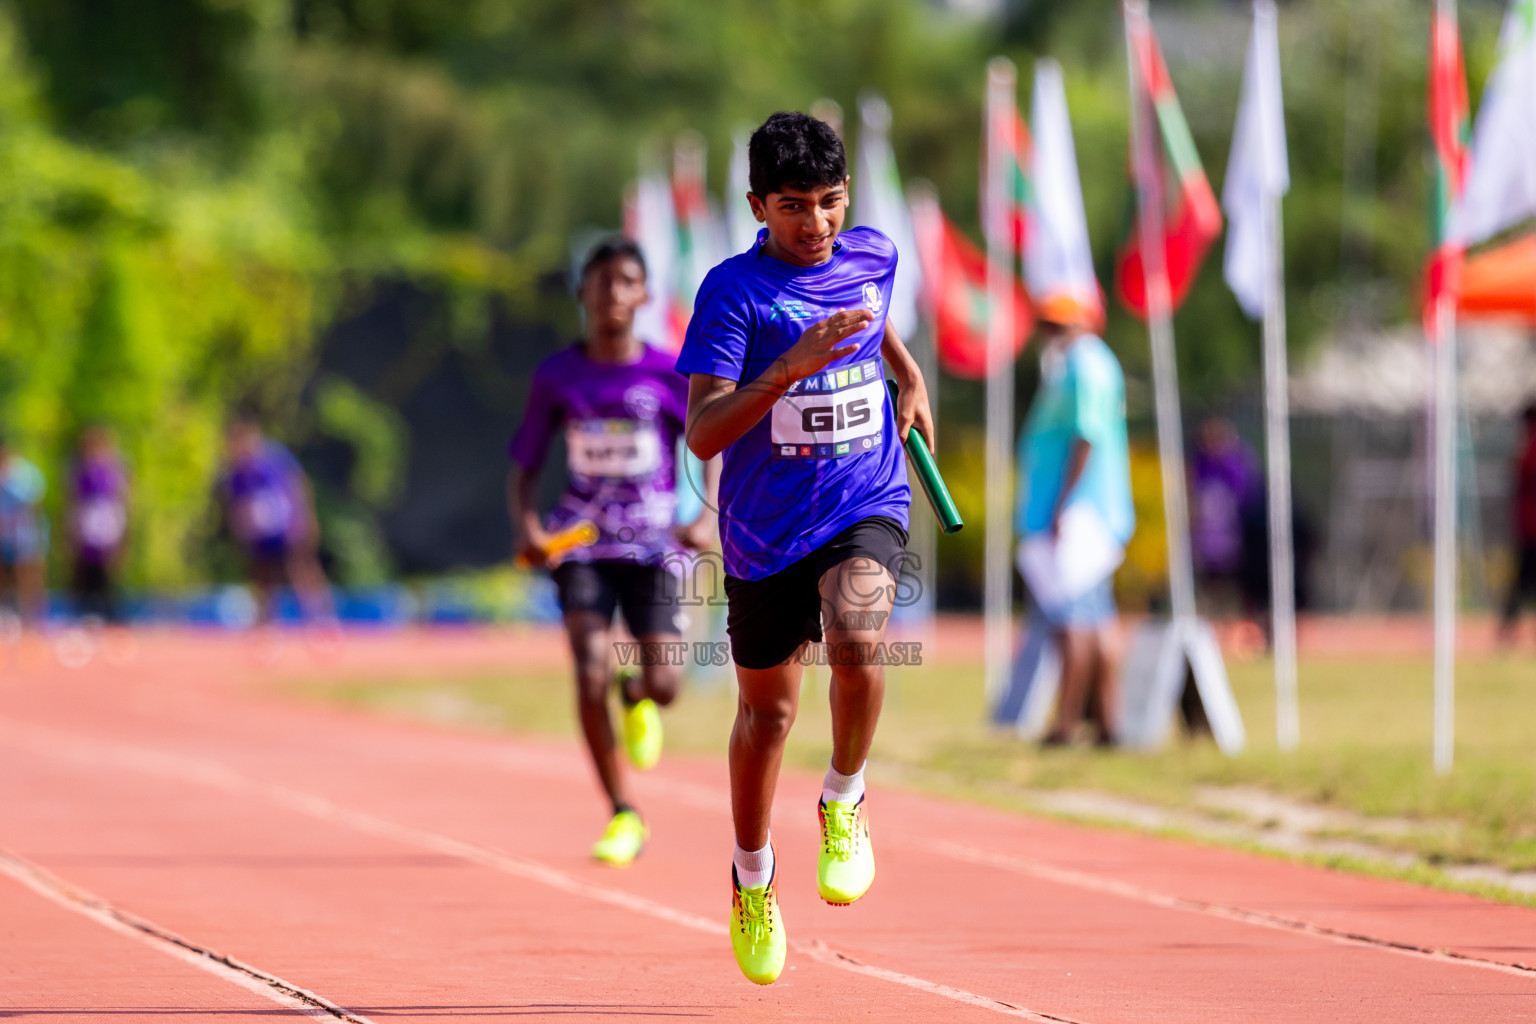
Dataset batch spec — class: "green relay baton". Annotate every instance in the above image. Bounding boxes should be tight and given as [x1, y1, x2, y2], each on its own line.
[886, 380, 963, 534]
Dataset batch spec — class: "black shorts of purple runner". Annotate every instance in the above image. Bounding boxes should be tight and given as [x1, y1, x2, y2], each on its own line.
[551, 559, 683, 638]
[723, 515, 908, 670]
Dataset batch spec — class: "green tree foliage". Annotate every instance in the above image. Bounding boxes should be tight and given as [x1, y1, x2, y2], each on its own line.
[0, 0, 1508, 589]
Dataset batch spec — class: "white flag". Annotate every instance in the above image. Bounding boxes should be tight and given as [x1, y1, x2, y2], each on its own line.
[673, 133, 728, 312]
[627, 165, 681, 351]
[1451, 0, 1536, 245]
[1024, 59, 1101, 313]
[727, 129, 760, 254]
[1222, 0, 1289, 321]
[853, 92, 924, 339]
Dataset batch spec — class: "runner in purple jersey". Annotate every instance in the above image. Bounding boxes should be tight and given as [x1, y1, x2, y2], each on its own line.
[675, 112, 935, 984]
[216, 413, 335, 627]
[508, 238, 719, 868]
[68, 426, 129, 622]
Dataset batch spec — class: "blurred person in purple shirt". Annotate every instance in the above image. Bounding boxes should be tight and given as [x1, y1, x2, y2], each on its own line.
[217, 413, 334, 626]
[68, 426, 129, 622]
[1190, 418, 1262, 614]
[508, 237, 718, 868]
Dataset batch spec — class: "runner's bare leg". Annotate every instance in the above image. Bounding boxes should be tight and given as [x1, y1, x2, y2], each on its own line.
[820, 557, 894, 776]
[564, 611, 630, 812]
[730, 656, 804, 849]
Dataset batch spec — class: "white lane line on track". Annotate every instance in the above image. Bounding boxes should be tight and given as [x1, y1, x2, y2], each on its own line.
[0, 847, 377, 1023]
[924, 839, 1536, 980]
[0, 720, 1078, 1023]
[455, 742, 1536, 980]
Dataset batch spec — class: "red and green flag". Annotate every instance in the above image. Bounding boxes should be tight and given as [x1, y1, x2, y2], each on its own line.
[916, 201, 1031, 381]
[983, 101, 1034, 259]
[1115, 11, 1223, 320]
[1006, 110, 1033, 254]
[1425, 1, 1470, 339]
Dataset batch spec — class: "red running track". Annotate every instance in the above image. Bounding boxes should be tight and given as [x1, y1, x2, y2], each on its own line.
[1, 630, 1533, 1022]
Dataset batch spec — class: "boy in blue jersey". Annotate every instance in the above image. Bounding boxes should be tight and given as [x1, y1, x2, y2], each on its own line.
[676, 111, 934, 985]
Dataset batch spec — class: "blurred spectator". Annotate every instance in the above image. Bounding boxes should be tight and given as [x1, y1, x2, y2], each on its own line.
[1014, 294, 1135, 748]
[1190, 418, 1262, 615]
[68, 426, 129, 623]
[1500, 402, 1536, 643]
[217, 413, 334, 626]
[0, 437, 48, 626]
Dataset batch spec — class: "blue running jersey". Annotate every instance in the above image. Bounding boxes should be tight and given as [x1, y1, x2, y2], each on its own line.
[676, 227, 910, 580]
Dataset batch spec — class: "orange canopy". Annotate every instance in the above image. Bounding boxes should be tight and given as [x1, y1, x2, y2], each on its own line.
[1459, 233, 1536, 324]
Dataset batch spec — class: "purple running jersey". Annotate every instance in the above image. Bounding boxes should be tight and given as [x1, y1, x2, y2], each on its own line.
[219, 441, 307, 549]
[675, 227, 910, 580]
[71, 454, 128, 562]
[508, 343, 689, 564]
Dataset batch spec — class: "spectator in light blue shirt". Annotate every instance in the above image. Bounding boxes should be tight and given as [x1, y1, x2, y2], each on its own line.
[1014, 293, 1134, 746]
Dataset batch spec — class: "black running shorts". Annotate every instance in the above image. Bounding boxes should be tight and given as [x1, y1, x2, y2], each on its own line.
[551, 559, 683, 638]
[723, 515, 908, 670]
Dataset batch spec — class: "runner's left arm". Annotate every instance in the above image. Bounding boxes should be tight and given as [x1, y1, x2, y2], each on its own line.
[881, 321, 936, 451]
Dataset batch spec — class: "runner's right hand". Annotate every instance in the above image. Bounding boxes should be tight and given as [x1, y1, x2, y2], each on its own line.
[777, 309, 874, 384]
[516, 525, 552, 569]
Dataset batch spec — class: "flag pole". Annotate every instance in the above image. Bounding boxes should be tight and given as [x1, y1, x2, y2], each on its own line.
[904, 181, 943, 649]
[1263, 186, 1299, 751]
[1254, 0, 1300, 752]
[1433, 294, 1457, 775]
[983, 58, 1017, 703]
[1125, 1, 1198, 629]
[1431, 0, 1459, 777]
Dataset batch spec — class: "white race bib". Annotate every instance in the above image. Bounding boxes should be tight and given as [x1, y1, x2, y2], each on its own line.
[243, 488, 293, 540]
[770, 359, 886, 460]
[76, 498, 126, 549]
[567, 420, 662, 479]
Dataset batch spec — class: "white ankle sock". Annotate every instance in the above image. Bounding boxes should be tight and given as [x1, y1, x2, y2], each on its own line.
[733, 839, 774, 890]
[822, 761, 866, 805]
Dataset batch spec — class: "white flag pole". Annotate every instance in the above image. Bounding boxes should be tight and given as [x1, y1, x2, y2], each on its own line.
[1431, 0, 1459, 776]
[1433, 296, 1458, 775]
[1251, 0, 1300, 752]
[1125, 1, 1197, 630]
[1263, 183, 1299, 751]
[983, 58, 1018, 702]
[905, 182, 944, 646]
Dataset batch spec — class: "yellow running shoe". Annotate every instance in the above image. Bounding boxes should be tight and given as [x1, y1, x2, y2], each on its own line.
[621, 694, 663, 771]
[591, 810, 647, 866]
[817, 797, 875, 905]
[730, 854, 786, 985]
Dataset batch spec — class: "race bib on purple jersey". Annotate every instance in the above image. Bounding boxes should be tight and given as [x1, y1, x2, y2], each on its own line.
[566, 419, 664, 479]
[508, 344, 689, 564]
[75, 497, 127, 550]
[770, 358, 886, 459]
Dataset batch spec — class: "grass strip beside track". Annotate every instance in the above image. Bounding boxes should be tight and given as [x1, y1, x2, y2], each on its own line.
[288, 649, 1536, 891]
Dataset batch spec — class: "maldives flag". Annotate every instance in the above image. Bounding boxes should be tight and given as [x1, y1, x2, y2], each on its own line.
[1007, 110, 1032, 253]
[1425, 1, 1470, 339]
[913, 192, 1031, 380]
[982, 97, 1033, 258]
[1115, 7, 1223, 320]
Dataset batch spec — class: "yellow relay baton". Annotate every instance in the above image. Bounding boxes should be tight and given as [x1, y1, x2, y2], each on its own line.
[515, 519, 598, 568]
